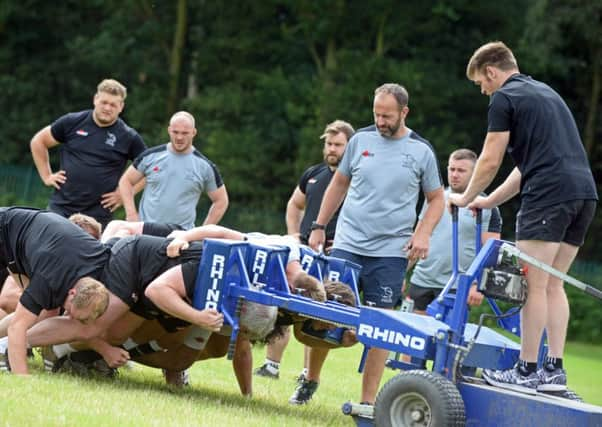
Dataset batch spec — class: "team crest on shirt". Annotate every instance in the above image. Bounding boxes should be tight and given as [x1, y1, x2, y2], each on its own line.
[76, 129, 88, 136]
[104, 132, 116, 147]
[401, 153, 414, 168]
[362, 150, 374, 157]
[380, 286, 393, 304]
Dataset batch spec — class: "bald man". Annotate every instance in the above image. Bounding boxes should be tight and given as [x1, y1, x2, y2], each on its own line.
[119, 111, 229, 229]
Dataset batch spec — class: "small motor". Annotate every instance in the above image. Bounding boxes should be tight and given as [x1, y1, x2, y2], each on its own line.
[480, 252, 528, 304]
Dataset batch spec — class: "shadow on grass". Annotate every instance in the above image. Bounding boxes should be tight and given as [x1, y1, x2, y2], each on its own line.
[31, 362, 334, 424]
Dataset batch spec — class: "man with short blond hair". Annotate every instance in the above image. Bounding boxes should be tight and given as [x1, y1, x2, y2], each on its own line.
[68, 214, 102, 240]
[70, 277, 110, 322]
[0, 207, 111, 375]
[320, 119, 355, 141]
[30, 78, 146, 227]
[96, 79, 127, 100]
[120, 111, 228, 230]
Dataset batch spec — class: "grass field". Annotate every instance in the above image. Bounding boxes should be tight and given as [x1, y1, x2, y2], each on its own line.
[1, 338, 601, 426]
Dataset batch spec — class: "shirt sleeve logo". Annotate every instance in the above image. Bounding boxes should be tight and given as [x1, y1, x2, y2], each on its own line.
[76, 129, 89, 136]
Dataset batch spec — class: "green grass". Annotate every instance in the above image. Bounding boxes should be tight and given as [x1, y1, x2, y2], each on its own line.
[1, 339, 601, 426]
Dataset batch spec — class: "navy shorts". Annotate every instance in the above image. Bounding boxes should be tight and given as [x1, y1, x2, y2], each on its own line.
[330, 249, 407, 309]
[516, 200, 597, 246]
[407, 284, 441, 311]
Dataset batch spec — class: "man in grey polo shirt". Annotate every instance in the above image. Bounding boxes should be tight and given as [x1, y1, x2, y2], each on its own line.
[119, 111, 229, 230]
[408, 149, 502, 312]
[309, 83, 445, 406]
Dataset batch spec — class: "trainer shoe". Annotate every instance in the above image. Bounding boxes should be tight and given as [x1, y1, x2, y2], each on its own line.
[57, 355, 117, 379]
[40, 346, 62, 373]
[482, 367, 539, 395]
[289, 378, 319, 405]
[254, 363, 279, 379]
[296, 369, 307, 384]
[163, 369, 190, 387]
[537, 367, 567, 392]
[88, 358, 118, 379]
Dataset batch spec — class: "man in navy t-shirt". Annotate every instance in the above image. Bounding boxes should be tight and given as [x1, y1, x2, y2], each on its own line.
[449, 41, 598, 395]
[30, 79, 147, 227]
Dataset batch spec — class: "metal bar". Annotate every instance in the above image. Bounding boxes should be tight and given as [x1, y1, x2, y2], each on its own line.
[500, 243, 602, 300]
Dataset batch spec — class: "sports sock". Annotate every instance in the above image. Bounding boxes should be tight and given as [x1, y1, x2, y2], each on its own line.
[53, 343, 76, 359]
[544, 356, 563, 372]
[122, 338, 138, 350]
[264, 358, 280, 371]
[517, 359, 537, 376]
[128, 340, 164, 357]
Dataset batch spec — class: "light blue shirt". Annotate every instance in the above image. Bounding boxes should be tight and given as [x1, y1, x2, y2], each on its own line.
[410, 188, 502, 289]
[334, 130, 442, 257]
[136, 144, 221, 229]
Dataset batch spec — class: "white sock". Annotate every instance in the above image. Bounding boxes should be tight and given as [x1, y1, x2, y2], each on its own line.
[52, 343, 76, 359]
[265, 358, 280, 371]
[148, 340, 163, 352]
[122, 338, 138, 350]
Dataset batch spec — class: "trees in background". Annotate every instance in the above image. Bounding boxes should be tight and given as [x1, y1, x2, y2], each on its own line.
[0, 1, 599, 258]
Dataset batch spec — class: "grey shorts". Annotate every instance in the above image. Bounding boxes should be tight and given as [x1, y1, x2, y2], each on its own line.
[407, 284, 441, 311]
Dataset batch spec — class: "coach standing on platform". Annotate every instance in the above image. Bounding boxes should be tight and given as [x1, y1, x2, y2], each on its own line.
[31, 79, 147, 228]
[450, 41, 597, 394]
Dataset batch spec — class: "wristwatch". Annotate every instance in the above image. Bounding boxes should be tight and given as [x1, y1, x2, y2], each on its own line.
[310, 221, 326, 231]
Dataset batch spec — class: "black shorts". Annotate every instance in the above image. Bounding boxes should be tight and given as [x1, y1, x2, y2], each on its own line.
[516, 199, 597, 246]
[407, 284, 441, 311]
[142, 222, 184, 237]
[181, 258, 201, 301]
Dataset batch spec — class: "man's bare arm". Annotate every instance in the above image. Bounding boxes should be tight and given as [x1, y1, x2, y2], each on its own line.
[30, 126, 65, 190]
[285, 186, 306, 237]
[201, 185, 229, 225]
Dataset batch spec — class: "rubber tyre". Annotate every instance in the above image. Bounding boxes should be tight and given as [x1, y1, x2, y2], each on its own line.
[374, 370, 465, 427]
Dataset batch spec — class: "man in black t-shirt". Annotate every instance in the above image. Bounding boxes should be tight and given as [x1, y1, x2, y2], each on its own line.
[449, 41, 598, 394]
[255, 120, 354, 392]
[0, 207, 110, 374]
[29, 232, 273, 385]
[30, 79, 147, 227]
[286, 120, 355, 248]
[19, 231, 228, 367]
